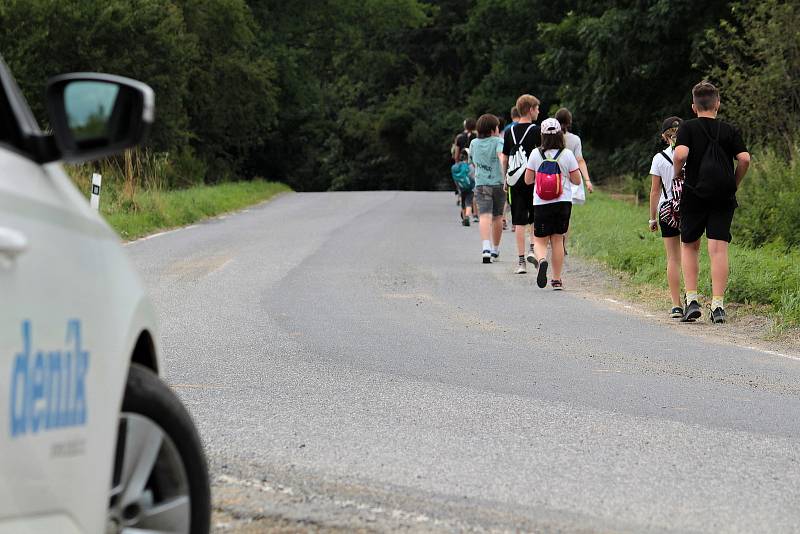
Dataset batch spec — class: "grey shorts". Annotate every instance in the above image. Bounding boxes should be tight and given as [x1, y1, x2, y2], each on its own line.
[475, 185, 505, 217]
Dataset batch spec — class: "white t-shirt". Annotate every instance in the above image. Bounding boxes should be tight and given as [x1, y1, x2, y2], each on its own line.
[565, 132, 583, 159]
[526, 147, 580, 205]
[564, 132, 585, 202]
[649, 145, 675, 207]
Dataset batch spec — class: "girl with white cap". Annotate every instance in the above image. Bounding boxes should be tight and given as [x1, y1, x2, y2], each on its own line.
[523, 118, 582, 290]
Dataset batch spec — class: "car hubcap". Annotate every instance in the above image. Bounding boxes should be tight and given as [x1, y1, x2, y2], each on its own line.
[108, 413, 191, 534]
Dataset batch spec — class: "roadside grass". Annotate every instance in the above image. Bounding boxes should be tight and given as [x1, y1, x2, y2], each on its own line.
[66, 153, 291, 240]
[569, 192, 800, 327]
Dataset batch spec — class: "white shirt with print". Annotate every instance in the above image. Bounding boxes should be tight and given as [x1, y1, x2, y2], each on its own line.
[649, 145, 675, 207]
[526, 147, 580, 205]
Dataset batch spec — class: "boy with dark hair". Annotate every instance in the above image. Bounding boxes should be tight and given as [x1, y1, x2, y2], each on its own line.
[500, 94, 540, 274]
[673, 81, 751, 324]
[470, 114, 505, 263]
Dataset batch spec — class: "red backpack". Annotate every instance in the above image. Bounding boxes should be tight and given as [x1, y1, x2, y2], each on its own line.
[535, 148, 564, 201]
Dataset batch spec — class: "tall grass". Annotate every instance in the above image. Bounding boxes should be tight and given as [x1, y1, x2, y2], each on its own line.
[65, 149, 291, 240]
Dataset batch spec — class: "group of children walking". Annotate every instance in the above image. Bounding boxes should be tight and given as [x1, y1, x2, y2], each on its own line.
[451, 94, 593, 291]
[451, 81, 751, 324]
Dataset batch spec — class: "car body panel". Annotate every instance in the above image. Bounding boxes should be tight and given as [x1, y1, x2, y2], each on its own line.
[0, 148, 161, 531]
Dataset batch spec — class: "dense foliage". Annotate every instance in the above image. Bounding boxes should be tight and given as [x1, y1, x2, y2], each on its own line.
[1, 0, 797, 200]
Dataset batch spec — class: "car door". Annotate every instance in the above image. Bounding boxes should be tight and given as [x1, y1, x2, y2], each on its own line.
[0, 60, 124, 534]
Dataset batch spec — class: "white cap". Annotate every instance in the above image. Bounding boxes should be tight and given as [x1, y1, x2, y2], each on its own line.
[540, 118, 561, 135]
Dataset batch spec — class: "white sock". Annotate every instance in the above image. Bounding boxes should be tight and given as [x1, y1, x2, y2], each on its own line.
[686, 291, 699, 304]
[712, 296, 724, 310]
[491, 244, 498, 254]
[482, 240, 491, 252]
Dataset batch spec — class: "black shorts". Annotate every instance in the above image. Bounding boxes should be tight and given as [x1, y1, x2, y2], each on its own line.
[660, 219, 680, 239]
[680, 202, 736, 243]
[508, 181, 534, 226]
[533, 201, 572, 237]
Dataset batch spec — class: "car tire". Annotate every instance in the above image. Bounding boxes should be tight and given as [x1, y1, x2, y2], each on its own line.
[108, 363, 210, 534]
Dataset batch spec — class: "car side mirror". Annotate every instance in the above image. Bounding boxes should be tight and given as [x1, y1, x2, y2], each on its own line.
[45, 73, 155, 162]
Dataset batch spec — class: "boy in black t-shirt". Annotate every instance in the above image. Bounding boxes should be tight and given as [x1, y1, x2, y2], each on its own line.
[673, 81, 751, 324]
[500, 94, 541, 274]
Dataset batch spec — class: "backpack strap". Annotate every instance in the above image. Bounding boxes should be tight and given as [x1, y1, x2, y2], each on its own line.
[538, 147, 546, 160]
[517, 124, 535, 145]
[698, 120, 722, 142]
[658, 151, 673, 199]
[553, 149, 563, 161]
[659, 179, 668, 199]
[510, 127, 518, 145]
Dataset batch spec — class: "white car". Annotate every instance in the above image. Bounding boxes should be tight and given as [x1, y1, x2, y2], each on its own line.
[0, 58, 210, 533]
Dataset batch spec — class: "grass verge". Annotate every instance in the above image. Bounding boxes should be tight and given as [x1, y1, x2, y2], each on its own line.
[569, 192, 800, 327]
[107, 181, 291, 240]
[69, 163, 291, 240]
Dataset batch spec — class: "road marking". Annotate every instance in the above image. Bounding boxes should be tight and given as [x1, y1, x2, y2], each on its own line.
[745, 346, 800, 363]
[604, 298, 619, 303]
[171, 383, 233, 390]
[124, 225, 198, 246]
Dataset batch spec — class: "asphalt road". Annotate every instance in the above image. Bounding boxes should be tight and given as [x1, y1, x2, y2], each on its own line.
[128, 192, 800, 533]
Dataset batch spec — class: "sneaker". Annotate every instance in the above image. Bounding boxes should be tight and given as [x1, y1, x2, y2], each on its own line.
[525, 247, 536, 265]
[536, 259, 548, 288]
[502, 219, 508, 231]
[670, 306, 683, 319]
[511, 226, 516, 232]
[710, 307, 726, 324]
[462, 217, 470, 227]
[490, 251, 499, 262]
[681, 300, 702, 322]
[473, 215, 479, 222]
[515, 260, 527, 274]
[482, 250, 492, 264]
[551, 279, 563, 290]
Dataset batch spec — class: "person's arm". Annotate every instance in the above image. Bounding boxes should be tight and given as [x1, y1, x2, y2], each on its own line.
[673, 145, 689, 182]
[499, 153, 508, 177]
[577, 157, 593, 193]
[649, 175, 661, 232]
[568, 169, 581, 185]
[735, 151, 751, 186]
[524, 168, 535, 186]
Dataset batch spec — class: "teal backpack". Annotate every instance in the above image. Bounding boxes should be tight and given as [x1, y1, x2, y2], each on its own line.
[451, 162, 474, 191]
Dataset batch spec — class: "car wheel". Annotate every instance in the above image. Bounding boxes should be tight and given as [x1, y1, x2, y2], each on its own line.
[107, 364, 210, 534]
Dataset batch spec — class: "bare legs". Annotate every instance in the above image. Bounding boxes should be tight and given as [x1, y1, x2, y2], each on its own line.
[707, 239, 729, 297]
[681, 238, 728, 304]
[664, 236, 682, 307]
[681, 240, 701, 295]
[479, 214, 503, 248]
[533, 233, 566, 279]
[515, 225, 531, 256]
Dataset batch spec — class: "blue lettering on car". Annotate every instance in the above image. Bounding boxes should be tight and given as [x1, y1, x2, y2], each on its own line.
[9, 320, 90, 437]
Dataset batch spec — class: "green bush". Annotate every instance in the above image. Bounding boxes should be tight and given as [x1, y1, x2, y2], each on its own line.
[732, 146, 800, 249]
